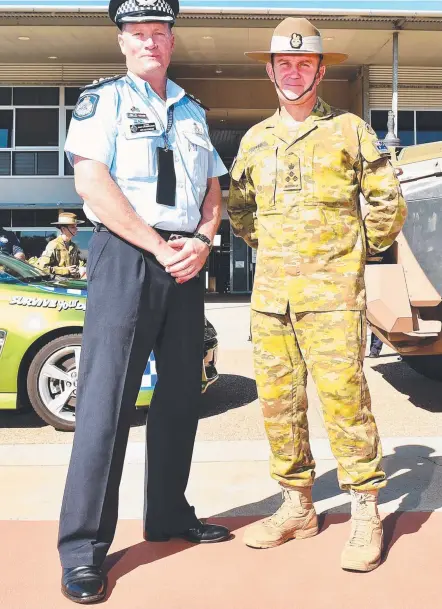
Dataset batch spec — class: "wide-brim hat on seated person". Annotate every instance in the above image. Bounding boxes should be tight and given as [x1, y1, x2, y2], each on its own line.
[109, 0, 179, 27]
[245, 17, 348, 66]
[51, 211, 84, 226]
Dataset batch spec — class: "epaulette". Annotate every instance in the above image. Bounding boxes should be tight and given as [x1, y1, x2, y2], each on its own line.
[186, 92, 210, 112]
[80, 75, 124, 91]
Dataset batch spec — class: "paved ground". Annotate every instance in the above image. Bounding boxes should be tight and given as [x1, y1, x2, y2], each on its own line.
[1, 295, 442, 608]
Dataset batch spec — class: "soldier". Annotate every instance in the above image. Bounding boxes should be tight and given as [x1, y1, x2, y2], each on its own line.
[228, 17, 407, 572]
[37, 211, 86, 278]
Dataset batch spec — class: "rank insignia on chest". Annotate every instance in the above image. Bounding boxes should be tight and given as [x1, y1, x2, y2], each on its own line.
[73, 94, 100, 121]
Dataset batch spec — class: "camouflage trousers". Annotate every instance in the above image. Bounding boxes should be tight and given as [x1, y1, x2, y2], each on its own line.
[251, 309, 386, 491]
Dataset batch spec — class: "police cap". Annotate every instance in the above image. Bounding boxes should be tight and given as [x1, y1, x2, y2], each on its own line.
[109, 0, 179, 27]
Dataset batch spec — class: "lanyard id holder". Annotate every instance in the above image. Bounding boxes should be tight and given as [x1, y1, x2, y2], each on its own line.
[156, 148, 176, 207]
[156, 106, 176, 207]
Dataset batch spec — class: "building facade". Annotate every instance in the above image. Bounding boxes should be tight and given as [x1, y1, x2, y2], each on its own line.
[0, 0, 441, 291]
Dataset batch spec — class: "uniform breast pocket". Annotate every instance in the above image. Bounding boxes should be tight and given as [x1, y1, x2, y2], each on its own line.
[117, 129, 160, 179]
[249, 148, 278, 213]
[305, 142, 357, 210]
[182, 131, 212, 186]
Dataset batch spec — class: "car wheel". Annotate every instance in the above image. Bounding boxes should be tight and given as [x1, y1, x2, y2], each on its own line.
[402, 354, 442, 382]
[27, 334, 82, 431]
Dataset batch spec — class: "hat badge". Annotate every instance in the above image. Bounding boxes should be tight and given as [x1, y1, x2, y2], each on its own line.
[136, 0, 158, 6]
[290, 33, 303, 50]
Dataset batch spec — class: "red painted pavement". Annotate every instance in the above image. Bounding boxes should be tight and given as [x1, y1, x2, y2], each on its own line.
[1, 513, 441, 609]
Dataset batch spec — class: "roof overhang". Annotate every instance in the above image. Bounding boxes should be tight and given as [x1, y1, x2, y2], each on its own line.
[1, 0, 442, 20]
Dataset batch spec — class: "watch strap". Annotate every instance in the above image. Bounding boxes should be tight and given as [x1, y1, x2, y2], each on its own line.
[193, 232, 212, 250]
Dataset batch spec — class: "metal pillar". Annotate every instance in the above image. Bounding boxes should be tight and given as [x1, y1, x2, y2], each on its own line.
[384, 31, 400, 147]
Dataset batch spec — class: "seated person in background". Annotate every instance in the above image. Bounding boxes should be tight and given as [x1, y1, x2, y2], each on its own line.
[0, 226, 25, 261]
[36, 211, 86, 278]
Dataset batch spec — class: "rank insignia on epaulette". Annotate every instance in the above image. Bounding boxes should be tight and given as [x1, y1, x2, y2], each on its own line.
[365, 123, 376, 136]
[186, 92, 210, 111]
[80, 74, 123, 91]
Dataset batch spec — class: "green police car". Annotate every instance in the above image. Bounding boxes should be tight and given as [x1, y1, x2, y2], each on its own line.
[0, 253, 218, 431]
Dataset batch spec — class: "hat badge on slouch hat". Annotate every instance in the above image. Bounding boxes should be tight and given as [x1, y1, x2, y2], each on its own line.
[245, 17, 348, 66]
[108, 0, 180, 26]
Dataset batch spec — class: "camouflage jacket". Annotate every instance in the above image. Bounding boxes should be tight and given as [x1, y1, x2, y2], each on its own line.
[36, 236, 82, 277]
[227, 98, 407, 314]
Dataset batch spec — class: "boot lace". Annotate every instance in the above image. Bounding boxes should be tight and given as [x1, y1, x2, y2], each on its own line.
[262, 488, 303, 528]
[348, 493, 371, 547]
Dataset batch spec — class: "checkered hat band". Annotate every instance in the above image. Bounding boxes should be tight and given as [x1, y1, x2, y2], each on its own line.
[116, 0, 174, 21]
[271, 35, 323, 54]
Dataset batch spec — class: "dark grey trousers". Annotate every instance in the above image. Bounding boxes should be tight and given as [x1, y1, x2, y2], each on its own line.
[58, 230, 204, 568]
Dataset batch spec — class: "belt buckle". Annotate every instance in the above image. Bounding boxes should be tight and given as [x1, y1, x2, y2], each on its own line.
[169, 233, 184, 241]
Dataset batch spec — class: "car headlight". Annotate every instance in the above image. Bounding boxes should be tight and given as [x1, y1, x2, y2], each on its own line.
[0, 330, 6, 357]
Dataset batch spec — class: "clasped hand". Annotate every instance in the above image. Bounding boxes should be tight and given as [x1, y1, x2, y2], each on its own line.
[162, 237, 209, 284]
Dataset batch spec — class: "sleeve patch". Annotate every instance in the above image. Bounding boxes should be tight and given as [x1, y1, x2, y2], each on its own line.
[73, 94, 100, 121]
[374, 140, 389, 155]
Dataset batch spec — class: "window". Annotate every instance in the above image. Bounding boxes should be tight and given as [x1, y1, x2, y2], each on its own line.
[416, 111, 442, 144]
[0, 87, 12, 105]
[371, 109, 442, 147]
[0, 208, 11, 227]
[0, 86, 61, 176]
[65, 88, 82, 106]
[13, 87, 59, 106]
[16, 108, 59, 147]
[0, 110, 13, 148]
[64, 109, 74, 176]
[13, 151, 58, 176]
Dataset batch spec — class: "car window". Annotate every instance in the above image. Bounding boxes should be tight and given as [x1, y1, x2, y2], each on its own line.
[0, 254, 47, 283]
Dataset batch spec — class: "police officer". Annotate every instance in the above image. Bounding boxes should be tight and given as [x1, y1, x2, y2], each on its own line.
[228, 18, 407, 572]
[58, 0, 229, 603]
[36, 211, 86, 278]
[0, 226, 25, 260]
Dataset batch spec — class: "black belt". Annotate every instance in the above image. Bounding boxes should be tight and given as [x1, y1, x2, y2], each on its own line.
[93, 223, 193, 240]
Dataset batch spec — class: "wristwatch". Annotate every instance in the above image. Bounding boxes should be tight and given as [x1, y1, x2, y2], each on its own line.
[193, 232, 212, 251]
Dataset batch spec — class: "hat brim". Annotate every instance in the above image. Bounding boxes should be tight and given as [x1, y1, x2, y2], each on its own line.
[245, 50, 348, 66]
[51, 220, 85, 225]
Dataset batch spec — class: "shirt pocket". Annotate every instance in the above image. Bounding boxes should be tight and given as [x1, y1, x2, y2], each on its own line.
[182, 131, 212, 186]
[303, 142, 357, 212]
[117, 128, 160, 179]
[248, 147, 278, 214]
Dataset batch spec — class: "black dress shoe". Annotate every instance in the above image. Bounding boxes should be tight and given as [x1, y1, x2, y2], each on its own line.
[145, 520, 231, 543]
[61, 566, 107, 604]
[369, 351, 381, 358]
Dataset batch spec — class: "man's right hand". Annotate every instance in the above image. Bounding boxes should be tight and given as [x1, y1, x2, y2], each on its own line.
[154, 243, 177, 268]
[68, 265, 79, 275]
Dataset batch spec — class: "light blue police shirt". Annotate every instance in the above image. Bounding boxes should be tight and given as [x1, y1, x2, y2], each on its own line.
[65, 71, 227, 232]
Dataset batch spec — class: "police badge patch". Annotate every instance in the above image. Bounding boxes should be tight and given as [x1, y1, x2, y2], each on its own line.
[290, 33, 303, 49]
[73, 94, 100, 121]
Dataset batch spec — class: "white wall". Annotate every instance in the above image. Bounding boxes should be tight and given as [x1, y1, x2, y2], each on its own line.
[0, 177, 81, 207]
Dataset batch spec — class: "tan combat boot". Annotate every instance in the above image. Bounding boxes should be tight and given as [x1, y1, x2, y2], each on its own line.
[243, 486, 318, 549]
[341, 489, 383, 572]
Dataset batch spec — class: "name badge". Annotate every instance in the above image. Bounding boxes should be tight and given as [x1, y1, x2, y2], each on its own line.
[126, 112, 148, 119]
[130, 122, 157, 134]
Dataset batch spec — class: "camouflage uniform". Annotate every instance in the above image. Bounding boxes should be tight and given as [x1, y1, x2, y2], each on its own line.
[228, 99, 407, 490]
[37, 236, 82, 277]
